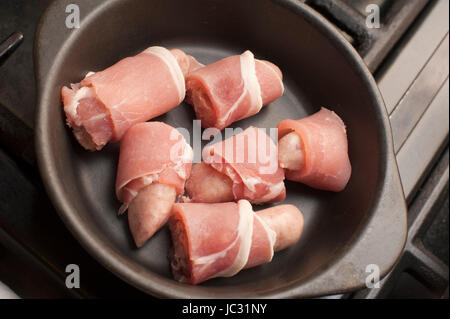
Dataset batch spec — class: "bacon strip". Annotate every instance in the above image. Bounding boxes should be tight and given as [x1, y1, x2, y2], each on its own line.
[61, 47, 192, 151]
[186, 51, 284, 130]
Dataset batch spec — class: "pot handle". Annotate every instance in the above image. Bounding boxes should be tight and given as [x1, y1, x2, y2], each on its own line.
[279, 154, 407, 298]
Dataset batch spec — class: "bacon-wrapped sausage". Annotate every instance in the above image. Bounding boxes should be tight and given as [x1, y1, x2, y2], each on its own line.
[61, 47, 194, 151]
[169, 200, 304, 284]
[185, 126, 286, 204]
[186, 51, 284, 130]
[277, 108, 352, 192]
[115, 122, 193, 247]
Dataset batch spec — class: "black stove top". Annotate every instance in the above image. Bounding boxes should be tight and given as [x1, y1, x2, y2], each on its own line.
[0, 0, 448, 299]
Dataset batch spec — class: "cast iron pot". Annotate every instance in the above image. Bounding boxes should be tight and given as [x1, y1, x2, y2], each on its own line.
[34, 0, 407, 298]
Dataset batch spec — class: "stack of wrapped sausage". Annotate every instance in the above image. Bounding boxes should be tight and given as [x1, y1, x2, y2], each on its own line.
[61, 46, 351, 284]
